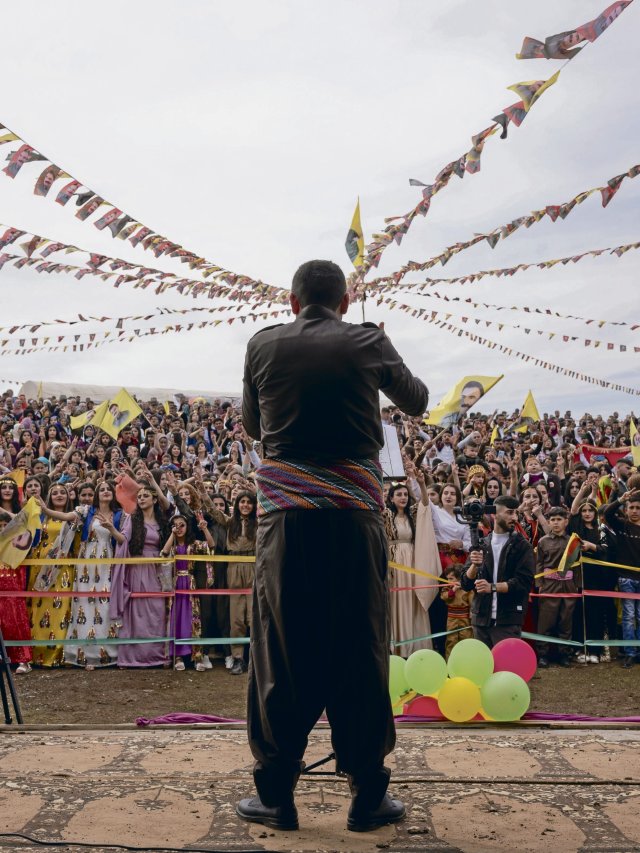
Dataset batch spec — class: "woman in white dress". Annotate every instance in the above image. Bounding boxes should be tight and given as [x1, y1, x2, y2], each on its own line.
[42, 481, 125, 668]
[384, 472, 442, 657]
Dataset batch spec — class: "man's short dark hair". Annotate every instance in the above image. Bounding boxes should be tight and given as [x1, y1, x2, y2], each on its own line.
[494, 495, 519, 510]
[291, 260, 346, 309]
[548, 506, 569, 519]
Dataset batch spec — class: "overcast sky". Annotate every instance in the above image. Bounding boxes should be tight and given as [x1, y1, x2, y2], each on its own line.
[0, 0, 638, 415]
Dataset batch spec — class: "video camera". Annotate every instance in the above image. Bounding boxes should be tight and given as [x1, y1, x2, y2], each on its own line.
[454, 499, 494, 549]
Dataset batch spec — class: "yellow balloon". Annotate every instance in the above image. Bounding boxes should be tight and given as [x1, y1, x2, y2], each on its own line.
[437, 676, 481, 722]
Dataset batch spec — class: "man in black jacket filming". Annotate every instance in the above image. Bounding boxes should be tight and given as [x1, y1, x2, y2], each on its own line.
[461, 495, 535, 647]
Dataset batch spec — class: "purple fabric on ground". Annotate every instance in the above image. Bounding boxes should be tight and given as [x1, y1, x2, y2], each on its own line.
[137, 711, 640, 726]
[136, 713, 245, 726]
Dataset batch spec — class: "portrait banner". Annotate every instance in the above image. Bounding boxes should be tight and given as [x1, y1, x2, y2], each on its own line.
[424, 375, 503, 427]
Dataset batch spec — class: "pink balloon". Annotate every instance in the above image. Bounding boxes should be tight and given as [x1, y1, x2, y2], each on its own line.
[403, 695, 445, 719]
[492, 638, 537, 682]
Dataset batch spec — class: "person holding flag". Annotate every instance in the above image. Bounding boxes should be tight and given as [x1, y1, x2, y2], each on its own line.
[513, 390, 541, 433]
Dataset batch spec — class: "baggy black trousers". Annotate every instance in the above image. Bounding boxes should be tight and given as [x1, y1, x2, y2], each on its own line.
[247, 509, 396, 809]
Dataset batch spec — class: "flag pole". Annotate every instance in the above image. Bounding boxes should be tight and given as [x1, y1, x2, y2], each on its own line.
[361, 288, 366, 323]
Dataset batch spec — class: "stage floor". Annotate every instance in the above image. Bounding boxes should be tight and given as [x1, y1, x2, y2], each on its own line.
[1, 725, 639, 852]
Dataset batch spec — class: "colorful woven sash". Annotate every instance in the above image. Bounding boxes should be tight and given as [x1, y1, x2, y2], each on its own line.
[256, 458, 384, 516]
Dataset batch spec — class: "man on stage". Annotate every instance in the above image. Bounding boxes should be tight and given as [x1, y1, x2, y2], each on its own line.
[237, 259, 428, 832]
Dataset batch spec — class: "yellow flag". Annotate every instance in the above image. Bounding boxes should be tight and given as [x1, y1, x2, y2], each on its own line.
[345, 199, 364, 268]
[70, 400, 108, 432]
[508, 70, 560, 112]
[631, 420, 640, 467]
[425, 375, 503, 427]
[8, 469, 25, 488]
[163, 401, 171, 415]
[514, 390, 541, 433]
[490, 425, 499, 445]
[36, 380, 43, 399]
[0, 496, 42, 568]
[97, 389, 143, 439]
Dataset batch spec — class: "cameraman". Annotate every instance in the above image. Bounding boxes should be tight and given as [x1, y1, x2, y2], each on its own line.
[460, 495, 535, 648]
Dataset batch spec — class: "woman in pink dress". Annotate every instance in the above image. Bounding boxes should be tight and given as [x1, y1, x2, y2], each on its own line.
[110, 485, 171, 667]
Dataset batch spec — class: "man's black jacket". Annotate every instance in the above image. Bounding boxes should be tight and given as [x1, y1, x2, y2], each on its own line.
[460, 530, 535, 627]
[242, 305, 428, 461]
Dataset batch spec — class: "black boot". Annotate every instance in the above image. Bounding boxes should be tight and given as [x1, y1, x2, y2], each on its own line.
[347, 794, 406, 832]
[236, 796, 299, 831]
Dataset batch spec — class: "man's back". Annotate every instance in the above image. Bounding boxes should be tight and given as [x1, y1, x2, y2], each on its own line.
[243, 305, 428, 461]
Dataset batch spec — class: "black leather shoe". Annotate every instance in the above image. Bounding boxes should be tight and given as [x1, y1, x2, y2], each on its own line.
[236, 796, 299, 831]
[347, 795, 406, 832]
[538, 657, 549, 668]
[621, 655, 635, 669]
[557, 657, 571, 668]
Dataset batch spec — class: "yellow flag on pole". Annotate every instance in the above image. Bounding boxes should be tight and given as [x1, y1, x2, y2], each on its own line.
[514, 390, 541, 433]
[630, 419, 640, 467]
[425, 375, 503, 427]
[96, 389, 143, 439]
[70, 400, 108, 432]
[345, 199, 364, 268]
[0, 496, 42, 568]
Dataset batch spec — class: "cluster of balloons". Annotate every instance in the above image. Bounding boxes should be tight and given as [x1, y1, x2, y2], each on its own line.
[390, 637, 537, 722]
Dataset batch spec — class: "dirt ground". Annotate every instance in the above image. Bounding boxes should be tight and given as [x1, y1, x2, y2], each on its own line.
[11, 656, 639, 725]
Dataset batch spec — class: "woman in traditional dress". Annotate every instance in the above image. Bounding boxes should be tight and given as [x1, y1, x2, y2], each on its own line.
[384, 483, 426, 657]
[0, 509, 33, 673]
[109, 484, 171, 667]
[160, 513, 214, 671]
[417, 478, 471, 656]
[67, 482, 124, 669]
[210, 491, 257, 675]
[29, 484, 77, 667]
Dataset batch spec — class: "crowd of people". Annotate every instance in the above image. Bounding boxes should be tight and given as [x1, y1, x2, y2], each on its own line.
[0, 387, 638, 679]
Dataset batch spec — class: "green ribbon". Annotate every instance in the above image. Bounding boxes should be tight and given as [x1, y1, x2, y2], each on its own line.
[521, 631, 582, 647]
[393, 626, 467, 646]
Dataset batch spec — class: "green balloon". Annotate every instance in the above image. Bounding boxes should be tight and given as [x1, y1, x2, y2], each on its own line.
[389, 655, 409, 699]
[480, 671, 531, 721]
[405, 649, 447, 696]
[447, 638, 494, 687]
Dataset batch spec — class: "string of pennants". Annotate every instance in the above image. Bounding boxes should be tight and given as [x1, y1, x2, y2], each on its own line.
[0, 302, 288, 340]
[380, 291, 637, 331]
[0, 302, 285, 335]
[427, 317, 639, 396]
[0, 130, 278, 296]
[360, 164, 639, 292]
[0, 225, 288, 305]
[354, 1, 634, 278]
[0, 310, 289, 357]
[364, 239, 640, 294]
[379, 298, 638, 354]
